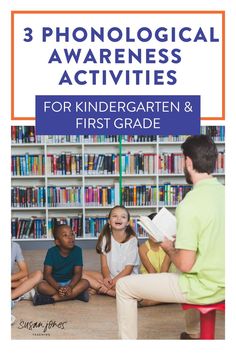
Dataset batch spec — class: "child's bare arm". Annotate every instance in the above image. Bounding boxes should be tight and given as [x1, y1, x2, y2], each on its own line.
[100, 254, 111, 279]
[68, 266, 82, 289]
[43, 265, 60, 290]
[11, 260, 29, 282]
[139, 243, 157, 273]
[111, 265, 134, 287]
[160, 254, 171, 272]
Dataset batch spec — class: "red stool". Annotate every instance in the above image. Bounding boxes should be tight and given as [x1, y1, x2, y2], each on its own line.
[181, 301, 225, 339]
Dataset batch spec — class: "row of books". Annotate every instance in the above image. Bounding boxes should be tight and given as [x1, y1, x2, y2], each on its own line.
[158, 153, 184, 174]
[159, 184, 192, 205]
[11, 126, 39, 144]
[84, 153, 119, 175]
[47, 186, 83, 207]
[121, 152, 157, 175]
[200, 126, 225, 141]
[11, 215, 147, 239]
[11, 183, 194, 209]
[11, 186, 45, 208]
[11, 152, 225, 177]
[121, 184, 192, 206]
[85, 185, 117, 206]
[158, 152, 225, 174]
[85, 217, 147, 238]
[122, 185, 157, 206]
[11, 217, 47, 239]
[47, 153, 82, 175]
[48, 216, 83, 238]
[84, 135, 158, 143]
[11, 186, 82, 208]
[11, 126, 225, 145]
[11, 154, 45, 176]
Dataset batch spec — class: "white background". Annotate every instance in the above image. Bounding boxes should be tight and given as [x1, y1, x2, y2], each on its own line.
[13, 12, 222, 119]
[0, 1, 235, 353]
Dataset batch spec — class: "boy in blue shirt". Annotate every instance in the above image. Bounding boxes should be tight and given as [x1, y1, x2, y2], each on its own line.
[33, 224, 89, 305]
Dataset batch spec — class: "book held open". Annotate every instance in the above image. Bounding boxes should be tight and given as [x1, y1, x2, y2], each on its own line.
[137, 207, 176, 242]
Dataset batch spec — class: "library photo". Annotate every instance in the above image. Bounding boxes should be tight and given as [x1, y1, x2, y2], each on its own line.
[11, 126, 225, 340]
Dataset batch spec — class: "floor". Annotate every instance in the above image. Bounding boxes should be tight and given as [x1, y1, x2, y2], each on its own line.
[11, 248, 225, 340]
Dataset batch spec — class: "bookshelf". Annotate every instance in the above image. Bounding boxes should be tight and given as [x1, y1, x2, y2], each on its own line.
[11, 126, 225, 241]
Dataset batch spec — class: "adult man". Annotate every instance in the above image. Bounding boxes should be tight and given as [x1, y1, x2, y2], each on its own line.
[116, 135, 225, 339]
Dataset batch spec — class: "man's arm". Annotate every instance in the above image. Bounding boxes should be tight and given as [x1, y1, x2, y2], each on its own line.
[160, 238, 196, 272]
[11, 260, 28, 282]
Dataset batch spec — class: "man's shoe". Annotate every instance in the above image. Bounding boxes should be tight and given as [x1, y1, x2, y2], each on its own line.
[180, 332, 199, 340]
[33, 293, 55, 306]
[76, 290, 89, 302]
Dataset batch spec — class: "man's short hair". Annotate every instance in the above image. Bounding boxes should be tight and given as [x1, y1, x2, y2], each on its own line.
[181, 135, 218, 174]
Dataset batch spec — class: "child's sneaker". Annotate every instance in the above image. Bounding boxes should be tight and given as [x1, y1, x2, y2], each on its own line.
[21, 288, 36, 300]
[11, 314, 16, 325]
[76, 290, 89, 302]
[33, 292, 55, 306]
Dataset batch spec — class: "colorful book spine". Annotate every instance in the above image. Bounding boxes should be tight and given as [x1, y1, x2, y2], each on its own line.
[47, 153, 82, 175]
[121, 152, 156, 174]
[85, 216, 108, 237]
[85, 186, 115, 206]
[47, 186, 82, 207]
[158, 153, 184, 174]
[46, 135, 82, 143]
[83, 153, 119, 175]
[11, 126, 44, 144]
[48, 216, 83, 238]
[159, 183, 192, 206]
[214, 152, 225, 173]
[121, 185, 157, 206]
[11, 217, 46, 239]
[11, 154, 45, 176]
[11, 186, 45, 207]
[130, 217, 148, 237]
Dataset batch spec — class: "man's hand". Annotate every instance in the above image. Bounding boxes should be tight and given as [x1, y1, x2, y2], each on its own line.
[160, 236, 176, 253]
[160, 236, 196, 272]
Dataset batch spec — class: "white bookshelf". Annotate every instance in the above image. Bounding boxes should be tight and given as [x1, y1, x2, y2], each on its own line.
[11, 128, 225, 241]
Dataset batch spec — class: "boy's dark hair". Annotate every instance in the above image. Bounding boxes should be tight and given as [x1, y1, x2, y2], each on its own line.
[96, 205, 136, 254]
[52, 219, 68, 240]
[181, 135, 218, 174]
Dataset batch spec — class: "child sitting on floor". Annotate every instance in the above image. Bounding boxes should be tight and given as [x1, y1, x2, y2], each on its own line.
[11, 241, 43, 312]
[83, 205, 140, 297]
[33, 224, 89, 305]
[138, 213, 175, 307]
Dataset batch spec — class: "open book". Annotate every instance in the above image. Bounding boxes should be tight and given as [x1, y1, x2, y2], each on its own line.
[137, 207, 176, 242]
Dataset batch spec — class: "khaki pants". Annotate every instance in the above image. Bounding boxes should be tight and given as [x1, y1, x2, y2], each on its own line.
[116, 273, 199, 339]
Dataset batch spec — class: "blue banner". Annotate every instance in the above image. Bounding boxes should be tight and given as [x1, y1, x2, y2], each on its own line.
[36, 95, 200, 135]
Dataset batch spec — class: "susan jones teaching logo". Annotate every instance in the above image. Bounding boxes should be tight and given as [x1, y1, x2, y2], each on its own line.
[17, 319, 68, 337]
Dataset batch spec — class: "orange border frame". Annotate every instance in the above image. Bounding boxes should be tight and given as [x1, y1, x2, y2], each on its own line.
[11, 10, 225, 121]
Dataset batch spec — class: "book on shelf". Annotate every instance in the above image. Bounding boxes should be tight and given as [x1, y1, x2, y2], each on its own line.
[48, 216, 83, 238]
[138, 207, 176, 242]
[11, 217, 46, 239]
